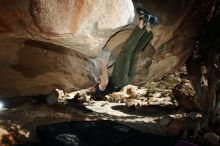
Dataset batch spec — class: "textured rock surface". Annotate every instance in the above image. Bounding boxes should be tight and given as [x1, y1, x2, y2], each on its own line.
[0, 0, 215, 98]
[203, 132, 220, 146]
[0, 0, 134, 98]
[172, 81, 200, 112]
[107, 0, 215, 85]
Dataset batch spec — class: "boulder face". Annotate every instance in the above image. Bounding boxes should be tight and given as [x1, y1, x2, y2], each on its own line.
[107, 0, 215, 85]
[0, 0, 214, 98]
[0, 0, 134, 98]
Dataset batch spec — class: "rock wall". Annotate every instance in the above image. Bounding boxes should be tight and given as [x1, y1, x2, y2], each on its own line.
[106, 0, 214, 85]
[0, 0, 134, 97]
[0, 0, 215, 98]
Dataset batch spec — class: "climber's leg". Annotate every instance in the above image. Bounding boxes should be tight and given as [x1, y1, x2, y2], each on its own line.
[111, 19, 147, 87]
[127, 25, 153, 83]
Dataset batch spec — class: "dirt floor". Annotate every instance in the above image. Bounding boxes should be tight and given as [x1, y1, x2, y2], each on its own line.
[0, 67, 219, 146]
[0, 94, 181, 145]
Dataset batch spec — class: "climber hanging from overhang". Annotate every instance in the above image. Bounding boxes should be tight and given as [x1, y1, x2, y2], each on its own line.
[91, 7, 158, 97]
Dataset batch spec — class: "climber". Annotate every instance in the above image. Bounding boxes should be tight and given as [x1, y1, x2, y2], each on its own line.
[92, 8, 157, 97]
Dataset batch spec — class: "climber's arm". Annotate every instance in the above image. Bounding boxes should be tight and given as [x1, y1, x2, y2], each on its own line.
[98, 57, 109, 91]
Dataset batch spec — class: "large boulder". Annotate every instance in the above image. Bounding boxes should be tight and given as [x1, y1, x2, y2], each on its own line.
[106, 0, 215, 85]
[0, 0, 134, 97]
[0, 0, 215, 98]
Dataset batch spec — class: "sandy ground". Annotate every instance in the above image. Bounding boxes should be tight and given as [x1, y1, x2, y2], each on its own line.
[0, 92, 179, 145]
[1, 68, 218, 146]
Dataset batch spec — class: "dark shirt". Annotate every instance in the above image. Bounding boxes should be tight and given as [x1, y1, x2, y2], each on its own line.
[95, 80, 121, 97]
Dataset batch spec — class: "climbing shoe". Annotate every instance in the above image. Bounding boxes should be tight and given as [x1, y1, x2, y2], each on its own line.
[137, 7, 158, 25]
[145, 14, 158, 26]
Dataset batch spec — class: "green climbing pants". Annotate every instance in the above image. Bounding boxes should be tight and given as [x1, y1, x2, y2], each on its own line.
[111, 26, 153, 87]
